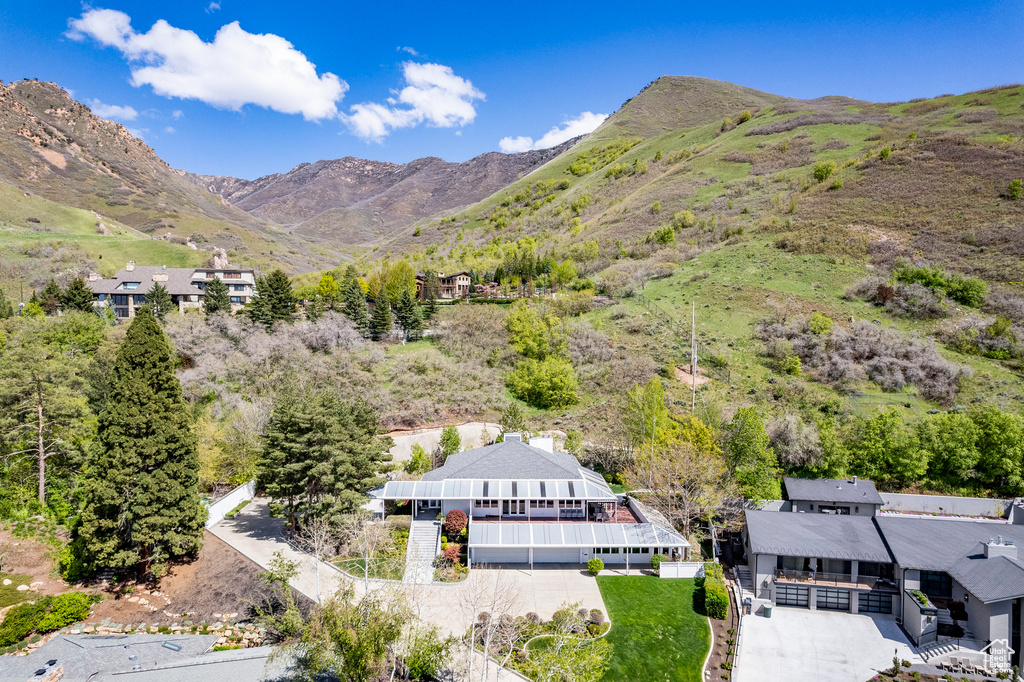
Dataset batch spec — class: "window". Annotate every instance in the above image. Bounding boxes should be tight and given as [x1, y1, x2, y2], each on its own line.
[223, 272, 241, 279]
[115, 307, 130, 318]
[112, 295, 129, 306]
[230, 297, 242, 304]
[233, 285, 246, 291]
[920, 571, 952, 598]
[98, 294, 105, 301]
[133, 295, 146, 305]
[121, 282, 140, 290]
[819, 505, 851, 515]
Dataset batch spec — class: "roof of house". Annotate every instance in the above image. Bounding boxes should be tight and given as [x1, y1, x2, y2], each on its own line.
[874, 516, 1024, 572]
[783, 477, 884, 506]
[0, 634, 297, 682]
[422, 441, 584, 481]
[744, 510, 893, 563]
[469, 522, 689, 549]
[947, 553, 1024, 604]
[86, 266, 204, 296]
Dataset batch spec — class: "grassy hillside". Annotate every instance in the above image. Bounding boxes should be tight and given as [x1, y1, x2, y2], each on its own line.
[367, 77, 1024, 427]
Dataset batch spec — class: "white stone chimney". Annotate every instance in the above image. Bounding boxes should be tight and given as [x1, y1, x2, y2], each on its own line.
[88, 272, 100, 282]
[503, 432, 522, 442]
[126, 260, 135, 271]
[983, 537, 1017, 559]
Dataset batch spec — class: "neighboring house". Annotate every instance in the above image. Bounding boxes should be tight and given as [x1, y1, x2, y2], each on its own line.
[86, 261, 256, 319]
[782, 476, 884, 516]
[437, 272, 471, 299]
[0, 634, 292, 681]
[380, 433, 690, 568]
[743, 477, 1024, 671]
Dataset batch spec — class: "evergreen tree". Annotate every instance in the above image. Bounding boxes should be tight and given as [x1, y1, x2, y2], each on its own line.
[369, 290, 392, 341]
[0, 289, 14, 319]
[423, 271, 440, 320]
[342, 277, 370, 337]
[394, 288, 423, 341]
[77, 308, 205, 575]
[146, 283, 174, 321]
[203, 277, 231, 315]
[61, 278, 95, 313]
[258, 389, 391, 531]
[246, 269, 295, 328]
[40, 280, 62, 315]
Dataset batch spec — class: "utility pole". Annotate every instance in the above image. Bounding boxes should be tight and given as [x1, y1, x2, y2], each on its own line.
[691, 301, 697, 413]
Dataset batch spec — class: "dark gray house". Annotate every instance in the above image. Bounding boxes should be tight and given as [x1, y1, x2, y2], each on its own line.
[782, 476, 884, 516]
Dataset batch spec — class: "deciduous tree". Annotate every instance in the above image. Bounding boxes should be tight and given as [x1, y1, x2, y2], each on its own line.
[725, 407, 781, 502]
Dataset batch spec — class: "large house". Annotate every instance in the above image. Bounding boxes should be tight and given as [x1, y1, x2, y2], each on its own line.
[380, 434, 690, 568]
[415, 272, 472, 301]
[743, 476, 1024, 671]
[86, 262, 256, 319]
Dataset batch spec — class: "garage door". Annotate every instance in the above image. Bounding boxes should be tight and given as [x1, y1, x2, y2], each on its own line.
[858, 592, 893, 614]
[533, 547, 580, 563]
[776, 585, 809, 607]
[473, 548, 529, 564]
[816, 588, 851, 611]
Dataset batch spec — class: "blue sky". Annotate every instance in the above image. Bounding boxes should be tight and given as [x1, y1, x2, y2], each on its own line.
[1, 1, 1021, 179]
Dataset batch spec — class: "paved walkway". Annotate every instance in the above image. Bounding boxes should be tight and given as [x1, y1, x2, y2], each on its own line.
[404, 519, 440, 584]
[735, 607, 922, 682]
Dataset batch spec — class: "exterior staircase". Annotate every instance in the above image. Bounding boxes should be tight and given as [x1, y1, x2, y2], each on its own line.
[403, 520, 440, 584]
[736, 564, 755, 601]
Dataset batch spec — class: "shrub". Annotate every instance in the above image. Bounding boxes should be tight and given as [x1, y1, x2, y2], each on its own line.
[812, 161, 837, 183]
[444, 509, 468, 534]
[650, 554, 665, 572]
[893, 261, 986, 307]
[36, 592, 95, 632]
[671, 210, 696, 230]
[506, 357, 580, 409]
[651, 200, 661, 214]
[808, 312, 834, 336]
[828, 177, 844, 190]
[879, 146, 891, 160]
[0, 599, 48, 646]
[587, 558, 604, 575]
[1009, 179, 1023, 200]
[443, 545, 461, 563]
[737, 110, 752, 124]
[589, 609, 605, 625]
[405, 444, 431, 474]
[704, 579, 729, 620]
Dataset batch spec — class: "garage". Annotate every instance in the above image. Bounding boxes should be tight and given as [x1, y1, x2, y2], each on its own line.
[533, 547, 580, 563]
[816, 588, 851, 611]
[474, 547, 529, 564]
[777, 585, 809, 607]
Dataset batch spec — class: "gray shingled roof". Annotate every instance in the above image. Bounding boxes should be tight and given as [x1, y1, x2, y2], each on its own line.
[469, 522, 689, 548]
[85, 266, 204, 297]
[422, 441, 583, 481]
[874, 516, 1024, 571]
[947, 553, 1024, 604]
[783, 477, 883, 506]
[745, 510, 893, 562]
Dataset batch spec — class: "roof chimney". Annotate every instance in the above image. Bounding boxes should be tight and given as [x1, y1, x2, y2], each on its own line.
[126, 260, 135, 272]
[852, 476, 858, 486]
[503, 432, 522, 442]
[531, 436, 554, 453]
[984, 537, 1017, 559]
[88, 272, 100, 282]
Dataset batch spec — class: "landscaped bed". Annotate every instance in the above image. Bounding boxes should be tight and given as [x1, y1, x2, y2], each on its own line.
[596, 575, 711, 682]
[0, 573, 34, 610]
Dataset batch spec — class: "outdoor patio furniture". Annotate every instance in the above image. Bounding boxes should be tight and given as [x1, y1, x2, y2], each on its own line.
[947, 656, 961, 673]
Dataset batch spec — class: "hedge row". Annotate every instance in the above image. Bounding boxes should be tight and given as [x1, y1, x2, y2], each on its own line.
[699, 562, 728, 620]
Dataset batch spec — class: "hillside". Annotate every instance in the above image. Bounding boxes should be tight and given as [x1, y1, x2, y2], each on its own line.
[0, 79, 343, 281]
[188, 141, 576, 248]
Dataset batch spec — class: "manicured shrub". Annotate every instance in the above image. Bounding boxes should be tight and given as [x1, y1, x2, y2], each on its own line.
[444, 509, 468, 534]
[587, 558, 604, 576]
[650, 554, 665, 572]
[704, 578, 729, 620]
[443, 545, 461, 563]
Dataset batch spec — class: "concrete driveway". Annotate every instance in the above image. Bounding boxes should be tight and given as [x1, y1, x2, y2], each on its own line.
[735, 607, 922, 682]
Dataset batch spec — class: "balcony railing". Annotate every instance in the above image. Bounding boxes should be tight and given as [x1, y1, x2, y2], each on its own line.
[774, 569, 898, 592]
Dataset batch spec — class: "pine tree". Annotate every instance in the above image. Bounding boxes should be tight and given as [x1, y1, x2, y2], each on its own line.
[394, 288, 423, 341]
[369, 290, 392, 342]
[40, 280, 62, 315]
[423, 271, 440, 320]
[343, 278, 370, 337]
[258, 389, 390, 531]
[203, 277, 231, 315]
[146, 283, 174, 321]
[246, 269, 295, 328]
[61, 278, 95, 313]
[77, 308, 205, 575]
[0, 289, 14, 319]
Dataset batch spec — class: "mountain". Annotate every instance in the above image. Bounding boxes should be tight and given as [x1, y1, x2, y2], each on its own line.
[187, 141, 577, 248]
[0, 78, 338, 277]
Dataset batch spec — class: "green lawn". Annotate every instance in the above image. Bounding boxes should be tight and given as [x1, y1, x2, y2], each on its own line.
[0, 573, 33, 609]
[596, 575, 710, 682]
[334, 557, 405, 581]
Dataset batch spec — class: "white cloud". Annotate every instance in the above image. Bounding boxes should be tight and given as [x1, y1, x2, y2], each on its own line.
[67, 8, 347, 121]
[87, 99, 139, 121]
[206, 2, 221, 13]
[498, 111, 608, 153]
[171, 109, 183, 119]
[126, 127, 147, 139]
[164, 126, 176, 133]
[344, 61, 484, 142]
[397, 46, 419, 56]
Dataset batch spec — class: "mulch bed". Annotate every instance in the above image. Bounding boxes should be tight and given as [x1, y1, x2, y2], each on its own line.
[705, 576, 740, 680]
